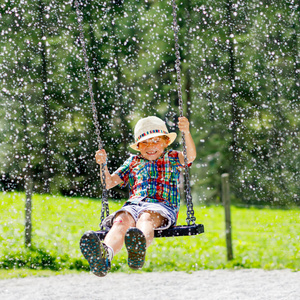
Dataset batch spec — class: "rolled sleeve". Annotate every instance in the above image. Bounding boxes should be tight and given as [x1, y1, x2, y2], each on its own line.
[113, 155, 133, 188]
[168, 150, 192, 169]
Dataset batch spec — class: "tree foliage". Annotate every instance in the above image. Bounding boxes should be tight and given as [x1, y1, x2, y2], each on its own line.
[0, 0, 298, 206]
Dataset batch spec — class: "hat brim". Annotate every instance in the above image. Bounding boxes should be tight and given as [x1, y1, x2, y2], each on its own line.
[130, 132, 177, 151]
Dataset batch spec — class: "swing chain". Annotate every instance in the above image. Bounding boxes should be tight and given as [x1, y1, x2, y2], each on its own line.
[74, 0, 109, 227]
[171, 0, 196, 226]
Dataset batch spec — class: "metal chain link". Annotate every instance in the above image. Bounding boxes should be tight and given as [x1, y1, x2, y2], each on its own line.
[171, 0, 196, 225]
[74, 1, 109, 228]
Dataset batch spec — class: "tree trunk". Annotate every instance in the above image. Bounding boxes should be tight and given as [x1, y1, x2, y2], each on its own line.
[291, 22, 299, 99]
[21, 95, 33, 248]
[112, 24, 128, 155]
[38, 0, 51, 193]
[226, 0, 240, 166]
[25, 176, 33, 248]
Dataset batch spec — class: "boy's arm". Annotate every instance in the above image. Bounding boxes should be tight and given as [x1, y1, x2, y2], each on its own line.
[99, 165, 122, 189]
[177, 117, 197, 165]
[95, 149, 122, 189]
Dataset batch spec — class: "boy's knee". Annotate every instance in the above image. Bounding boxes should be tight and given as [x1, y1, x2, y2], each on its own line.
[137, 212, 150, 223]
[138, 211, 166, 229]
[138, 211, 160, 224]
[113, 212, 134, 228]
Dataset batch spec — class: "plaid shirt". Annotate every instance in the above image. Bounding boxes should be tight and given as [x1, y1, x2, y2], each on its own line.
[114, 150, 185, 213]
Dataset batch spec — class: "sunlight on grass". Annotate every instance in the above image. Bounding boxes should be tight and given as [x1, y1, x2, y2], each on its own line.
[0, 192, 299, 279]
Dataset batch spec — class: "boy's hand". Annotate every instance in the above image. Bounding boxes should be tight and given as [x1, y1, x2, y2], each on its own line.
[95, 149, 107, 165]
[178, 116, 190, 134]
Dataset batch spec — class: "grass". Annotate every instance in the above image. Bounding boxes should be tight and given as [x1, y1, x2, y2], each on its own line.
[0, 191, 299, 279]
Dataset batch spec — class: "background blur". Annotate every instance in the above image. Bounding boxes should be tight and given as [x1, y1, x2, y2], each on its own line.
[0, 0, 299, 207]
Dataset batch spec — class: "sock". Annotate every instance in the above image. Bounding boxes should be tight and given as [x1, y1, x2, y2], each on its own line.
[105, 244, 114, 261]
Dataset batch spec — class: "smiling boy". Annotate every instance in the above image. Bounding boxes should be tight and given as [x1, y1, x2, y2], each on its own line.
[80, 116, 196, 277]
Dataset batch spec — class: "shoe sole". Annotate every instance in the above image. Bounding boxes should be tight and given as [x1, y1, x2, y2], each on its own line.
[80, 231, 110, 277]
[125, 228, 146, 270]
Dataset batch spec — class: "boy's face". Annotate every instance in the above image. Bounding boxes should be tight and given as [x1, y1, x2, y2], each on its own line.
[137, 136, 169, 160]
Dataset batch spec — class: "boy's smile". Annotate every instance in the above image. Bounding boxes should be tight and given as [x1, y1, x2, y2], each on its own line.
[138, 137, 169, 160]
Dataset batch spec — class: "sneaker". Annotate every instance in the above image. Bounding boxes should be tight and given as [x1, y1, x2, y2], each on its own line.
[125, 228, 146, 270]
[80, 231, 111, 277]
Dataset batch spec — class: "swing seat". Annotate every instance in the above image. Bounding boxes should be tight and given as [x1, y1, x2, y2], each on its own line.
[94, 224, 204, 241]
[154, 224, 204, 238]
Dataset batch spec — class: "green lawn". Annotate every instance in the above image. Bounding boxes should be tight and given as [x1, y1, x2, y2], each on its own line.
[0, 192, 299, 279]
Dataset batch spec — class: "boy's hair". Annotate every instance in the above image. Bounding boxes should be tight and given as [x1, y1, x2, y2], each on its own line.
[137, 135, 170, 149]
[161, 135, 170, 142]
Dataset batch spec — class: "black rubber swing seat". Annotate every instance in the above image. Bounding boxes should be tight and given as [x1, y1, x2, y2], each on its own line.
[154, 224, 204, 238]
[95, 224, 204, 240]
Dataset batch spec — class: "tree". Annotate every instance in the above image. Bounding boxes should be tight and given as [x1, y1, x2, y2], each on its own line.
[0, 0, 298, 206]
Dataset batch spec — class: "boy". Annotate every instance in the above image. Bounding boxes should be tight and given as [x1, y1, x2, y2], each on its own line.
[80, 116, 196, 277]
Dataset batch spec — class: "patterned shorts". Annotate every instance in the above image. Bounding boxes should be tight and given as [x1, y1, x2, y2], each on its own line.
[102, 201, 177, 230]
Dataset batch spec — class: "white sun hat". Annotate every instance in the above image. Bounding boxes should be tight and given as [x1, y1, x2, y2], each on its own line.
[130, 116, 177, 151]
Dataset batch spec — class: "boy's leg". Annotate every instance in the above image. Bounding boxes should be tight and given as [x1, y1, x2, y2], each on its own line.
[80, 231, 111, 277]
[104, 211, 135, 255]
[124, 211, 166, 270]
[125, 227, 146, 270]
[80, 211, 135, 277]
[136, 211, 167, 246]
